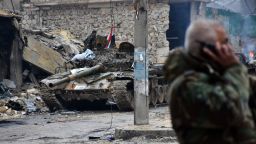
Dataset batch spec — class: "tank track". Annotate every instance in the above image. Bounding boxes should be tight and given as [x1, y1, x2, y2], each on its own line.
[149, 77, 168, 106]
[112, 80, 134, 111]
[40, 87, 63, 112]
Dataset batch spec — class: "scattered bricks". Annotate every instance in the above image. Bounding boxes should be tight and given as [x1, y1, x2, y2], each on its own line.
[27, 88, 40, 95]
[0, 106, 8, 113]
[5, 109, 15, 116]
[0, 100, 6, 107]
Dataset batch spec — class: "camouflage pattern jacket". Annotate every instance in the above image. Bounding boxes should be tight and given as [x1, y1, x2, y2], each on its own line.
[164, 48, 256, 144]
[249, 76, 256, 126]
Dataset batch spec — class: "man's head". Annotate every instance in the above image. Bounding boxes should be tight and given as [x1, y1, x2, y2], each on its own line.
[185, 19, 228, 61]
[92, 30, 97, 36]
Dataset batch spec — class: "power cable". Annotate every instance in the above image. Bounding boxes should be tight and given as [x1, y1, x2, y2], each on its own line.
[10, 0, 15, 13]
[244, 0, 253, 15]
[107, 103, 113, 130]
[110, 0, 115, 30]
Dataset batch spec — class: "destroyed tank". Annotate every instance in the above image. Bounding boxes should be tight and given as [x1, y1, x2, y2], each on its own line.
[40, 42, 169, 111]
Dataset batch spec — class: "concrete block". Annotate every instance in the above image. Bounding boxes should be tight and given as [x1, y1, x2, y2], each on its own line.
[157, 56, 168, 64]
[157, 47, 169, 56]
[115, 125, 175, 140]
[156, 47, 169, 64]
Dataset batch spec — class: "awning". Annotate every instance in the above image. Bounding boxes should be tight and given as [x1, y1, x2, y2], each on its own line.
[207, 0, 256, 15]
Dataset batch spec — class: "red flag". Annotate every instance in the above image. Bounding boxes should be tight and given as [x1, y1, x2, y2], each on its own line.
[250, 51, 254, 58]
[106, 26, 113, 49]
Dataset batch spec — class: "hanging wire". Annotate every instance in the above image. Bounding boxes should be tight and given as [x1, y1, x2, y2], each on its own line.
[244, 0, 253, 15]
[10, 0, 15, 13]
[106, 0, 115, 131]
[111, 0, 115, 30]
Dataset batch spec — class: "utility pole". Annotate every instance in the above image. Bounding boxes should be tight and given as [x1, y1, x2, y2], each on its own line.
[133, 0, 149, 125]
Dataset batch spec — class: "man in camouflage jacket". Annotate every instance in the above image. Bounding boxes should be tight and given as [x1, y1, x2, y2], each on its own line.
[249, 76, 256, 126]
[164, 19, 256, 144]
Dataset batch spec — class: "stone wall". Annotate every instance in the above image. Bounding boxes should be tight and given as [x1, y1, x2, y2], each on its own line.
[0, 0, 21, 12]
[21, 1, 170, 64]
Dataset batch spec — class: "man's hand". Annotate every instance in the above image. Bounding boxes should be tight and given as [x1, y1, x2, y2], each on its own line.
[203, 42, 239, 69]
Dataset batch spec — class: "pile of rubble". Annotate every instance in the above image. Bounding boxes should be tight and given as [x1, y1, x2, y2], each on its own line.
[0, 80, 48, 120]
[0, 27, 136, 119]
[23, 28, 134, 73]
[24, 28, 84, 61]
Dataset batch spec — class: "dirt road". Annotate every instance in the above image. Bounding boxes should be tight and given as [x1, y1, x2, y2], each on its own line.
[0, 106, 177, 144]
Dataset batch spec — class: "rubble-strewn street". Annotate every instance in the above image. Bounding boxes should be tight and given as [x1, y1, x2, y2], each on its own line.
[1, 0, 256, 143]
[0, 84, 48, 120]
[0, 106, 177, 144]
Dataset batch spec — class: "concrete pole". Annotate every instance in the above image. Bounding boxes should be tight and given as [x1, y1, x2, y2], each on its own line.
[133, 0, 149, 125]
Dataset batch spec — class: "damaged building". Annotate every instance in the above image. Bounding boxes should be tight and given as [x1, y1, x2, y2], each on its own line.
[2, 1, 255, 143]
[0, 10, 23, 89]
[20, 0, 170, 64]
[0, 0, 213, 115]
[20, 0, 209, 64]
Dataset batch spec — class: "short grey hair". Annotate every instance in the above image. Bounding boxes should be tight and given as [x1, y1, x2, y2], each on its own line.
[184, 19, 223, 57]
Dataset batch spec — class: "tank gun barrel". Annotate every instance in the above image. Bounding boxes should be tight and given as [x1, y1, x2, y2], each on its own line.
[49, 64, 104, 88]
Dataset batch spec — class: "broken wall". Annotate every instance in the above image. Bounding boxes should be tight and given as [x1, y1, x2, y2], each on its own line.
[21, 1, 170, 64]
[0, 15, 23, 88]
[0, 17, 14, 80]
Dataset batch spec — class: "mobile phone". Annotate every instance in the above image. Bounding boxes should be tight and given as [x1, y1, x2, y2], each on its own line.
[196, 40, 217, 54]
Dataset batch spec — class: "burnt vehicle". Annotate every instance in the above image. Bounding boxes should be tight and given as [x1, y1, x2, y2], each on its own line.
[40, 44, 168, 111]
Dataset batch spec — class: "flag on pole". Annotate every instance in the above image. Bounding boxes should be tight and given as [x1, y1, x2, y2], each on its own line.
[106, 26, 114, 49]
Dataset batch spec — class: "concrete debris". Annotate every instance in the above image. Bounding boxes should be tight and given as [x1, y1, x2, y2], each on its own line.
[26, 88, 40, 95]
[2, 79, 16, 89]
[0, 106, 8, 113]
[32, 29, 84, 61]
[28, 73, 40, 86]
[54, 35, 80, 56]
[71, 39, 84, 47]
[23, 36, 67, 74]
[25, 29, 55, 39]
[0, 87, 49, 120]
[0, 98, 23, 120]
[22, 69, 30, 79]
[0, 82, 12, 99]
[7, 97, 26, 111]
[23, 28, 125, 74]
[22, 28, 90, 76]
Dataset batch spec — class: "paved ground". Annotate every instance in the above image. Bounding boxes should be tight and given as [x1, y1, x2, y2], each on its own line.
[0, 106, 177, 144]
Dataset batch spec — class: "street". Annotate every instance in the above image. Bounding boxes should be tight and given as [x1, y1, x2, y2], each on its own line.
[0, 106, 177, 144]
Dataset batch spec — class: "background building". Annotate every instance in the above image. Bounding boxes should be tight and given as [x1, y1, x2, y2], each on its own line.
[0, 0, 21, 12]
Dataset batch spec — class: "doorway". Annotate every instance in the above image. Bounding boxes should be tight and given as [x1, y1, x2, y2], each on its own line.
[166, 2, 191, 49]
